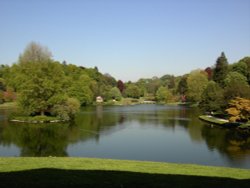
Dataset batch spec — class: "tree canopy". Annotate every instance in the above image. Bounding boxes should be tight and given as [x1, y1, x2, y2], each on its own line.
[213, 52, 229, 87]
[0, 42, 249, 121]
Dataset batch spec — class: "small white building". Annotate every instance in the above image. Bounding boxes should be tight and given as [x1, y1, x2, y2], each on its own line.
[96, 96, 103, 103]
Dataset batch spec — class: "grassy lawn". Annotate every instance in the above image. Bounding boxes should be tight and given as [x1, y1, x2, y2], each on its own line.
[0, 157, 249, 188]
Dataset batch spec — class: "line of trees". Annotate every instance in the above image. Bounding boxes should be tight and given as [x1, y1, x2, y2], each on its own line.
[0, 43, 250, 121]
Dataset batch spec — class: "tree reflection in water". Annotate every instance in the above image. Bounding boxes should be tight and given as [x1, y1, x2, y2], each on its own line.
[0, 105, 249, 168]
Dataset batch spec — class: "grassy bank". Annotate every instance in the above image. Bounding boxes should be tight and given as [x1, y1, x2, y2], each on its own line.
[0, 157, 249, 187]
[0, 102, 17, 109]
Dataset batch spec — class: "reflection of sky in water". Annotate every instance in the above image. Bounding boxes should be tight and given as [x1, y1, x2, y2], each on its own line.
[0, 144, 20, 157]
[1, 105, 250, 169]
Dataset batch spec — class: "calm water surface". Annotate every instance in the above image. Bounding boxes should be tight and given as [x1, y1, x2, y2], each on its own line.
[0, 104, 250, 169]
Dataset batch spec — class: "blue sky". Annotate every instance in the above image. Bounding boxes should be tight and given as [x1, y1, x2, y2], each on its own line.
[0, 0, 250, 81]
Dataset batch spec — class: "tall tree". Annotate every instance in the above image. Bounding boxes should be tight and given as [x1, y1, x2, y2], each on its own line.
[177, 75, 188, 95]
[213, 52, 229, 87]
[19, 42, 52, 64]
[117, 80, 125, 94]
[187, 70, 208, 102]
[15, 42, 80, 119]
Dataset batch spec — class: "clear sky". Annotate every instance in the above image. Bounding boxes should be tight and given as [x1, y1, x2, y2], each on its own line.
[0, 0, 250, 81]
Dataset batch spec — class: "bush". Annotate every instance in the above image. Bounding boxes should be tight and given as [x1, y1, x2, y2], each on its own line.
[52, 98, 80, 120]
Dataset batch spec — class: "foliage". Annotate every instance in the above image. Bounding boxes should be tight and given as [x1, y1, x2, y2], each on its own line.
[146, 77, 162, 94]
[177, 75, 188, 95]
[213, 52, 229, 87]
[156, 86, 173, 103]
[226, 97, 250, 122]
[52, 98, 80, 120]
[237, 56, 250, 84]
[204, 67, 213, 80]
[186, 70, 208, 102]
[17, 61, 67, 116]
[19, 42, 52, 64]
[11, 42, 81, 120]
[125, 84, 141, 98]
[199, 81, 224, 113]
[160, 74, 175, 89]
[108, 87, 122, 101]
[0, 92, 4, 104]
[67, 75, 93, 105]
[223, 79, 250, 102]
[117, 80, 125, 94]
[224, 71, 248, 87]
[230, 61, 248, 78]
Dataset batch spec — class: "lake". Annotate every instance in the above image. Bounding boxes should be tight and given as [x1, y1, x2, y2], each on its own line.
[0, 104, 250, 169]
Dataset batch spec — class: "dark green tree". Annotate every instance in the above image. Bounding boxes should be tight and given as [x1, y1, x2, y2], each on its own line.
[177, 75, 188, 95]
[199, 81, 224, 113]
[213, 52, 229, 87]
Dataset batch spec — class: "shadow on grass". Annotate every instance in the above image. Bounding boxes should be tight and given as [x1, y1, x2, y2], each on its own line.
[0, 168, 249, 188]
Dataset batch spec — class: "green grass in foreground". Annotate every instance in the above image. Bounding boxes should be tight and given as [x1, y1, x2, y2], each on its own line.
[0, 157, 249, 188]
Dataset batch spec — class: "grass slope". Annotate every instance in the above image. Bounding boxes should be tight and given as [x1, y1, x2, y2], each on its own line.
[0, 102, 17, 109]
[0, 157, 249, 188]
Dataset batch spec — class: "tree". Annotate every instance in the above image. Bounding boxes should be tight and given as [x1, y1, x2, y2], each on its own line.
[223, 79, 250, 102]
[52, 98, 80, 120]
[177, 75, 188, 95]
[186, 70, 208, 102]
[15, 42, 81, 119]
[146, 77, 161, 95]
[226, 97, 250, 122]
[204, 67, 213, 80]
[231, 61, 248, 78]
[156, 86, 173, 103]
[19, 42, 52, 64]
[18, 61, 67, 116]
[223, 71, 250, 102]
[199, 81, 224, 113]
[67, 74, 94, 105]
[117, 80, 125, 94]
[213, 52, 229, 87]
[108, 87, 122, 101]
[160, 74, 175, 89]
[237, 57, 250, 84]
[125, 84, 141, 98]
[224, 71, 248, 87]
[0, 78, 6, 91]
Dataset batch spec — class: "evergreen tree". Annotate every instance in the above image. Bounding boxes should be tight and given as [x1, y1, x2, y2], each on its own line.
[213, 52, 229, 87]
